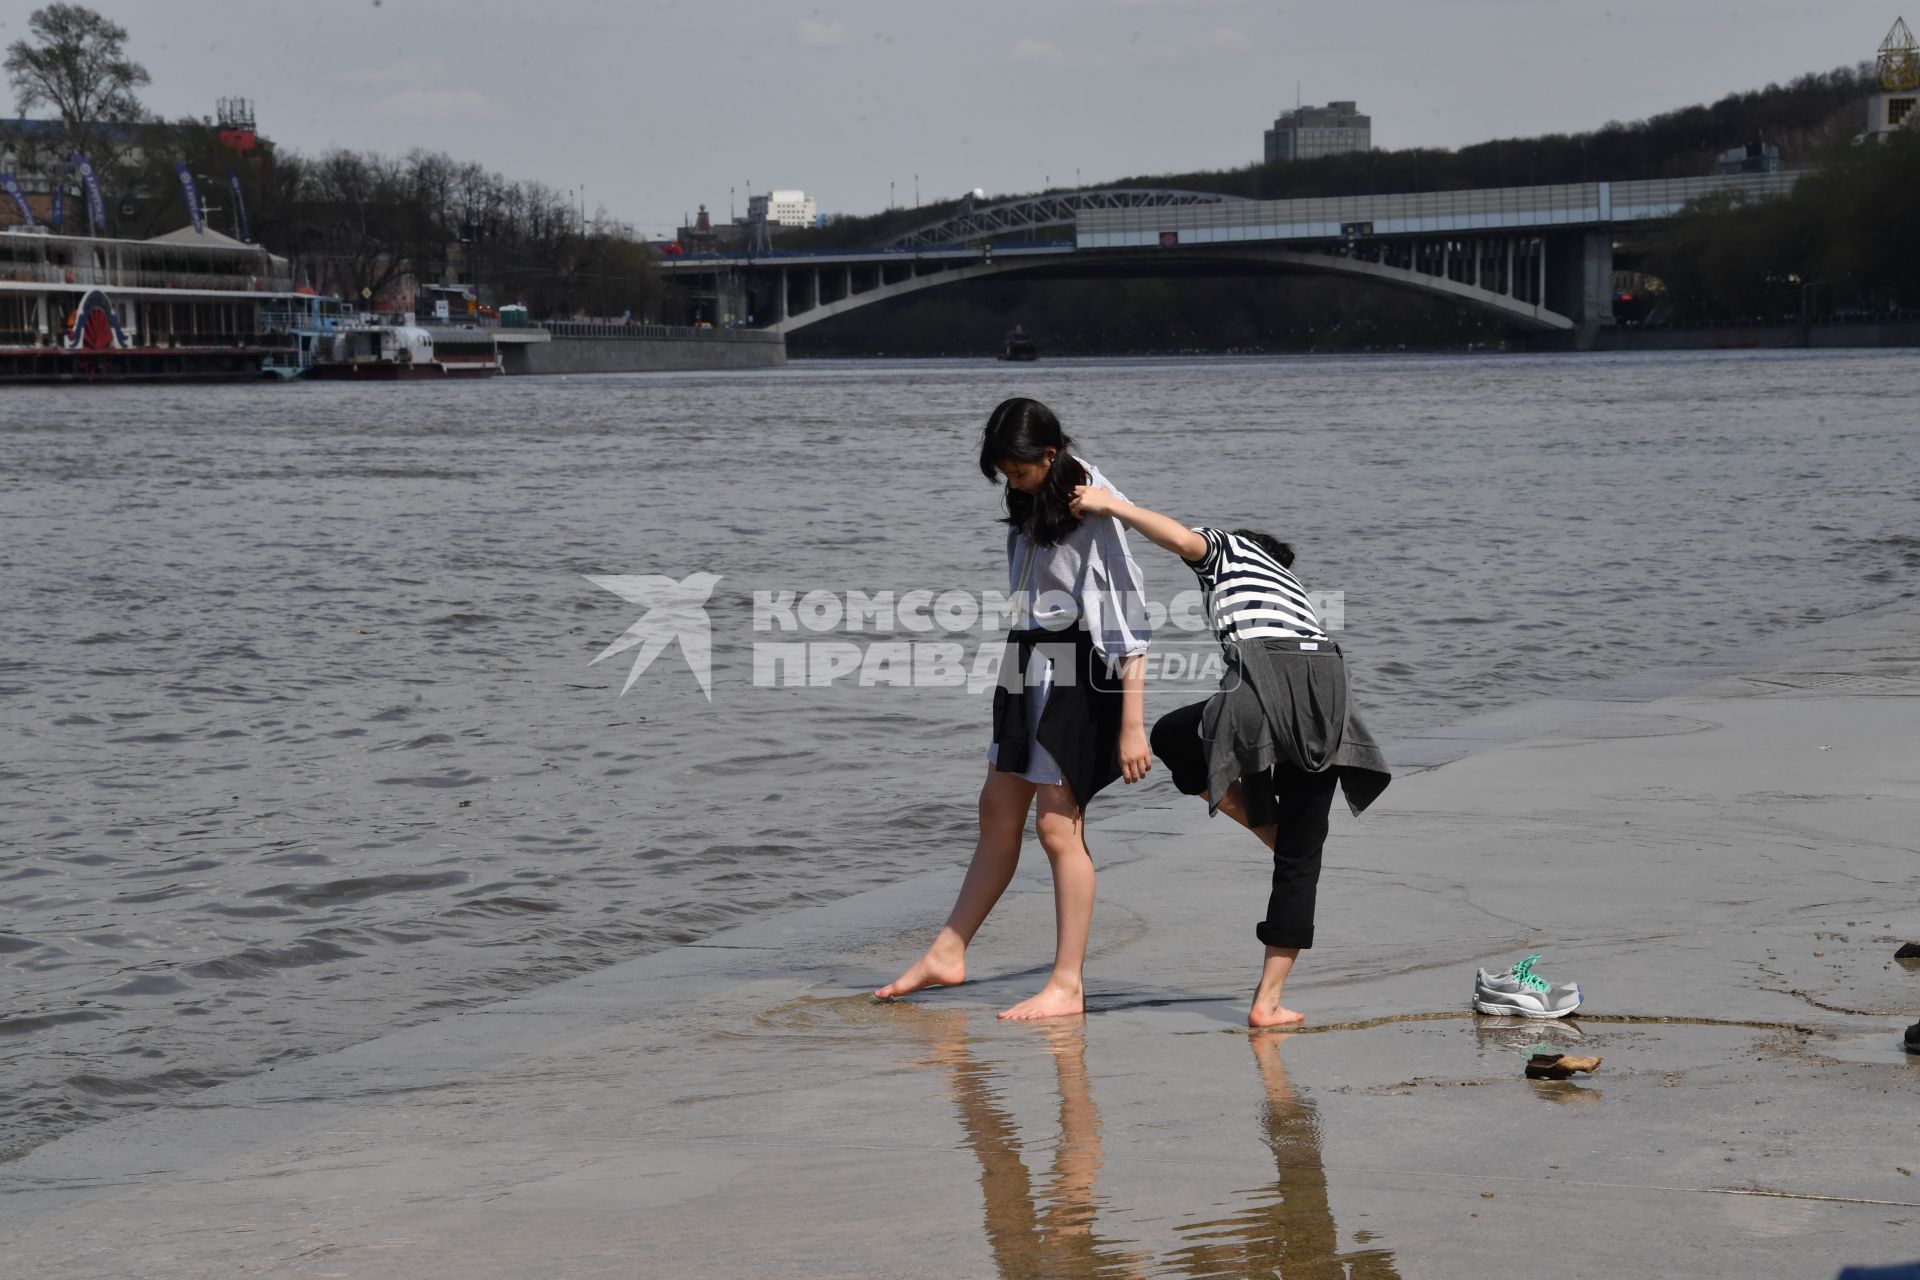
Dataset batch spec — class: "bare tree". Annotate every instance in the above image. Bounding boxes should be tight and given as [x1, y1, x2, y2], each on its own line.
[299, 150, 413, 302]
[4, 3, 151, 181]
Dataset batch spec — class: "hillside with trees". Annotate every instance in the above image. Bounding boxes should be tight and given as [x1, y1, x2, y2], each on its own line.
[1644, 129, 1919, 321]
[781, 65, 1875, 254]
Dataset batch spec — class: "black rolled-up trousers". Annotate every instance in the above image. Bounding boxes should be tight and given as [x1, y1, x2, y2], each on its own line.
[1150, 699, 1338, 949]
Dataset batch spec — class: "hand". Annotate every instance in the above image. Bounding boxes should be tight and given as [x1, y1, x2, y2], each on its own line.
[1069, 484, 1119, 520]
[1119, 725, 1152, 784]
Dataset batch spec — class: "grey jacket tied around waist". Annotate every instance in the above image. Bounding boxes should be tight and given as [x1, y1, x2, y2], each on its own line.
[1200, 638, 1392, 818]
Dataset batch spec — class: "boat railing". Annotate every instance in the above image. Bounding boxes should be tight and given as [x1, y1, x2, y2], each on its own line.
[0, 329, 272, 348]
[1, 262, 285, 291]
[257, 306, 358, 334]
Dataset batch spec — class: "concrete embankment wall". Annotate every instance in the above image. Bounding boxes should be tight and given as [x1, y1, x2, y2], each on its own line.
[1588, 319, 1920, 352]
[505, 330, 786, 375]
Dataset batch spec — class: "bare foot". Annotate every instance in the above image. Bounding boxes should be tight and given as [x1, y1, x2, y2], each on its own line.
[874, 948, 966, 1000]
[1248, 1001, 1307, 1029]
[997, 979, 1084, 1021]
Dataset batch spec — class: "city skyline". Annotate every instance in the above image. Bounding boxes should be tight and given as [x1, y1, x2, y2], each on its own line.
[6, 0, 1898, 235]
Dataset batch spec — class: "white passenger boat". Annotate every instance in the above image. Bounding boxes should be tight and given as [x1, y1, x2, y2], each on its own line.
[306, 314, 504, 379]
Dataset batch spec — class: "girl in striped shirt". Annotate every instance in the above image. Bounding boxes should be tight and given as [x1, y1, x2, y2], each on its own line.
[1069, 485, 1390, 1029]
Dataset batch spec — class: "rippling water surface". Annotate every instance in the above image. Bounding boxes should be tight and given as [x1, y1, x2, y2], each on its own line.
[2, 349, 1915, 1157]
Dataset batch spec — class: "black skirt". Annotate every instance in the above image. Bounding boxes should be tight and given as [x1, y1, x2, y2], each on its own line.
[989, 626, 1126, 812]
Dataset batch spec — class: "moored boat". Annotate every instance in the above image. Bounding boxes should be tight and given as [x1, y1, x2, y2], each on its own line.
[306, 317, 503, 378]
[258, 291, 361, 379]
[0, 224, 302, 383]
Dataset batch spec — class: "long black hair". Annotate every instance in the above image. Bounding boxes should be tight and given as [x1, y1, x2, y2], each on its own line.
[1231, 528, 1296, 568]
[978, 397, 1088, 547]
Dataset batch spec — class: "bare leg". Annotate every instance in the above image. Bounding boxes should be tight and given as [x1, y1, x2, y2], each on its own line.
[1209, 782, 1308, 1028]
[999, 783, 1092, 1020]
[1248, 946, 1306, 1028]
[876, 766, 1036, 999]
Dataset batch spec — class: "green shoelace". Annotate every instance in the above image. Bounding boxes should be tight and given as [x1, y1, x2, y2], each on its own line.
[1512, 954, 1550, 993]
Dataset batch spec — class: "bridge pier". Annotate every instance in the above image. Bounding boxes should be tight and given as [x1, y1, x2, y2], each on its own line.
[1540, 230, 1615, 350]
[713, 268, 749, 327]
[1571, 230, 1615, 351]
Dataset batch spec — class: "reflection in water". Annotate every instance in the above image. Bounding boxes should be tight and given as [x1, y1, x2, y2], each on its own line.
[1167, 1035, 1401, 1279]
[906, 1009, 1149, 1278]
[900, 1010, 1398, 1279]
[1471, 1018, 1603, 1104]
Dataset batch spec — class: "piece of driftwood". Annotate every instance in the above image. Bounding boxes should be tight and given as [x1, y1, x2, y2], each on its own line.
[1525, 1053, 1603, 1080]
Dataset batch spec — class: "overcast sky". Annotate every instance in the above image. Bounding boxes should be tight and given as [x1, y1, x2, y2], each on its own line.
[5, 0, 1895, 235]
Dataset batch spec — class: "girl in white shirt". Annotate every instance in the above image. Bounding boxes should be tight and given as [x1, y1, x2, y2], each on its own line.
[875, 398, 1152, 1020]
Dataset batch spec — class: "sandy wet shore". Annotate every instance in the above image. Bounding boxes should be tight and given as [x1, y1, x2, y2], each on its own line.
[4, 608, 1918, 1279]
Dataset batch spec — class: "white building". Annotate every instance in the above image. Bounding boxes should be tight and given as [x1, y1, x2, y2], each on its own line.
[767, 190, 818, 228]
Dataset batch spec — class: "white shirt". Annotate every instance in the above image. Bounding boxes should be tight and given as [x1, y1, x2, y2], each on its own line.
[1005, 459, 1152, 659]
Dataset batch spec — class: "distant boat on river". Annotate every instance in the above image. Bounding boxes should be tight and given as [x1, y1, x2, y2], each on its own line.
[997, 325, 1038, 361]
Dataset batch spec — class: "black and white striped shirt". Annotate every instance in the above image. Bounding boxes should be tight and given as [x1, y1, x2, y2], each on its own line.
[1185, 527, 1328, 646]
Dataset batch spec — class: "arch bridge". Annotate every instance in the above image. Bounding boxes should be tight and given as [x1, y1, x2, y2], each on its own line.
[659, 173, 1800, 348]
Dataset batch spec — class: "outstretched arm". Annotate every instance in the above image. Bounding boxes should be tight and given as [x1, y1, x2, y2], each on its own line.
[1069, 485, 1208, 562]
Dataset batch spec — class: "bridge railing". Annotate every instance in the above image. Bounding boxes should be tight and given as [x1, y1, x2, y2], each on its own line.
[541, 320, 775, 341]
[1076, 172, 1805, 249]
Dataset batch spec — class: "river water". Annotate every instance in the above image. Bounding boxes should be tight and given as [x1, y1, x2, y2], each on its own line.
[1, 349, 1915, 1158]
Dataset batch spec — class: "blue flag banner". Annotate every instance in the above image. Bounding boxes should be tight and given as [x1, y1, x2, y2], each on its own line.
[175, 163, 203, 234]
[1, 172, 35, 227]
[228, 171, 250, 241]
[72, 154, 105, 233]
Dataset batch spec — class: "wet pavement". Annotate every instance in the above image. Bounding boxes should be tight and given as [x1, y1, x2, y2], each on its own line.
[4, 609, 1918, 1278]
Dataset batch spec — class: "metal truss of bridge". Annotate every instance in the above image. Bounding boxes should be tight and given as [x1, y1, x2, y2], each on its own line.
[660, 171, 1802, 348]
[885, 188, 1252, 249]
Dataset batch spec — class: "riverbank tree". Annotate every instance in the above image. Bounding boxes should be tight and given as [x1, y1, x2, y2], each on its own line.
[1645, 130, 1920, 320]
[2, 2, 151, 232]
[133, 131, 666, 320]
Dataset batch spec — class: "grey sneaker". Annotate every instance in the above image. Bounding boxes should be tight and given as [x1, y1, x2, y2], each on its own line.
[1474, 954, 1582, 1019]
